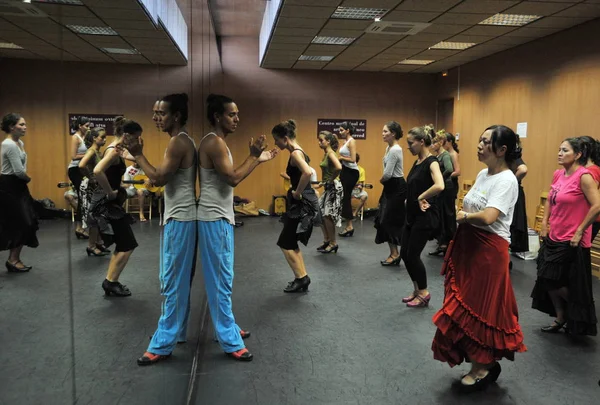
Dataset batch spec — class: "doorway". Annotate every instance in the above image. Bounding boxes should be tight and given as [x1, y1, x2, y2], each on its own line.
[436, 98, 454, 134]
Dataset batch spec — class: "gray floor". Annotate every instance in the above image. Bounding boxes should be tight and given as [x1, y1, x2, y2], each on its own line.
[1, 217, 599, 405]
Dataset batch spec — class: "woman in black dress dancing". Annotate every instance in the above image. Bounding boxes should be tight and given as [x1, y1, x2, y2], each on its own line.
[272, 120, 321, 292]
[90, 117, 139, 296]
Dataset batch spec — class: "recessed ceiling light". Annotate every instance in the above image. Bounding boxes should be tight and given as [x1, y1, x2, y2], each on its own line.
[331, 7, 388, 20]
[0, 42, 24, 49]
[33, 0, 83, 4]
[102, 47, 140, 55]
[430, 41, 477, 50]
[67, 25, 118, 36]
[298, 55, 334, 61]
[312, 36, 355, 45]
[479, 13, 542, 27]
[398, 59, 434, 65]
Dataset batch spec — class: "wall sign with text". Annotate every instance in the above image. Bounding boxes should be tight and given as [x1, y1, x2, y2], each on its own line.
[68, 114, 123, 135]
[317, 119, 367, 140]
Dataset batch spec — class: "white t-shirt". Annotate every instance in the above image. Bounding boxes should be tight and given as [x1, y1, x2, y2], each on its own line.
[462, 168, 518, 242]
[124, 165, 144, 188]
[310, 167, 317, 183]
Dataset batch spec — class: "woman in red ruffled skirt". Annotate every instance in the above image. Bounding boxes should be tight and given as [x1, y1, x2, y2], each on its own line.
[432, 125, 527, 393]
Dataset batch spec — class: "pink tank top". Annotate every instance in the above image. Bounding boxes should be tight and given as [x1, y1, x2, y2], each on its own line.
[548, 166, 592, 247]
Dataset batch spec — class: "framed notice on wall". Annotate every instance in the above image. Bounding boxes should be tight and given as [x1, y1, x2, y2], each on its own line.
[68, 114, 123, 136]
[317, 118, 367, 140]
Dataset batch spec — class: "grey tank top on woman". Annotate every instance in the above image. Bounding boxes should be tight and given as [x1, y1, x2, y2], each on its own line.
[68, 133, 88, 169]
[197, 133, 235, 225]
[339, 138, 358, 170]
[163, 132, 197, 223]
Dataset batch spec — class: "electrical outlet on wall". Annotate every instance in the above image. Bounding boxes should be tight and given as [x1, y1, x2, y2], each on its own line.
[455, 133, 460, 140]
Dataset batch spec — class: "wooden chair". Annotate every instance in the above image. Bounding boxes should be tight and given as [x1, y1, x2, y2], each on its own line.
[125, 193, 153, 220]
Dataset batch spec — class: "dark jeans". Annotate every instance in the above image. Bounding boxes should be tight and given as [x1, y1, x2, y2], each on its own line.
[401, 217, 434, 290]
[340, 166, 359, 220]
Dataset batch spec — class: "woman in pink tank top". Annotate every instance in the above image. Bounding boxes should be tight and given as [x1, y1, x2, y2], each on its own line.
[531, 137, 600, 335]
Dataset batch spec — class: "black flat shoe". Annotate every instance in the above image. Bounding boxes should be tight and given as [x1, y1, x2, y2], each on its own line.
[428, 246, 446, 256]
[488, 362, 502, 383]
[87, 247, 109, 257]
[6, 261, 31, 273]
[102, 279, 131, 297]
[96, 244, 111, 253]
[284, 275, 311, 293]
[320, 244, 338, 254]
[316, 241, 329, 251]
[458, 369, 494, 393]
[541, 320, 566, 333]
[338, 229, 354, 237]
[380, 256, 400, 266]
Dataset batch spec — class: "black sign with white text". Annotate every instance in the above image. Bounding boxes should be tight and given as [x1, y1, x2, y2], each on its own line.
[317, 119, 367, 140]
[68, 114, 122, 136]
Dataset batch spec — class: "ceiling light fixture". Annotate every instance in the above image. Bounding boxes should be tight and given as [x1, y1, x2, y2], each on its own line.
[33, 0, 83, 4]
[430, 41, 476, 50]
[298, 55, 334, 61]
[479, 13, 542, 27]
[67, 25, 118, 36]
[102, 47, 140, 55]
[0, 42, 24, 49]
[312, 36, 355, 45]
[398, 59, 434, 65]
[331, 7, 388, 20]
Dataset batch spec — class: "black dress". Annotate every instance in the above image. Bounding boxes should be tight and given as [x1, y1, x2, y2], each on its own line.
[405, 155, 440, 233]
[88, 148, 137, 252]
[0, 175, 39, 250]
[510, 158, 529, 252]
[277, 149, 321, 250]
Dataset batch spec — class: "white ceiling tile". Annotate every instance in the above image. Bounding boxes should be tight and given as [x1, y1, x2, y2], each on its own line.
[504, 2, 574, 15]
[393, 0, 462, 13]
[433, 13, 494, 25]
[450, 0, 520, 14]
[552, 3, 600, 18]
[276, 17, 327, 29]
[382, 10, 442, 22]
[280, 6, 336, 19]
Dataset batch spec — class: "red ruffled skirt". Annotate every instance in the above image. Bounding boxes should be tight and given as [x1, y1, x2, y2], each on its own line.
[432, 224, 526, 366]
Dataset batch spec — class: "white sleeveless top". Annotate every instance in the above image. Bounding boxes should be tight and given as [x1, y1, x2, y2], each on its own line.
[163, 132, 197, 223]
[68, 133, 88, 169]
[339, 138, 358, 170]
[197, 133, 235, 225]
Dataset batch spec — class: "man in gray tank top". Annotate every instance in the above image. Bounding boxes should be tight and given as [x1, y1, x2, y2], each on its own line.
[197, 94, 278, 361]
[122, 94, 198, 366]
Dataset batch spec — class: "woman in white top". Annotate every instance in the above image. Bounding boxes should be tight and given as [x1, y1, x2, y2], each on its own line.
[68, 116, 90, 239]
[0, 113, 38, 272]
[374, 121, 406, 266]
[337, 121, 360, 237]
[432, 125, 526, 393]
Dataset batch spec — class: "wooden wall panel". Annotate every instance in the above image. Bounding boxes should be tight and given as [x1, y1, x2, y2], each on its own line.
[219, 37, 437, 210]
[437, 18, 600, 228]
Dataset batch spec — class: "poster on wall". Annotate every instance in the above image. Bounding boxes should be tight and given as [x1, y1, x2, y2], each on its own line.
[317, 119, 367, 140]
[68, 114, 123, 135]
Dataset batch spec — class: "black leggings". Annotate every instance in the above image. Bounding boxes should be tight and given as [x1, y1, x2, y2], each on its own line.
[592, 222, 600, 243]
[340, 166, 359, 220]
[67, 166, 83, 222]
[401, 218, 433, 290]
[439, 187, 456, 246]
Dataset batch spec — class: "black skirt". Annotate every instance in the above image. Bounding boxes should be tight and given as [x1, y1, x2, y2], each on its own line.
[374, 177, 406, 245]
[531, 238, 597, 336]
[88, 188, 137, 252]
[510, 184, 529, 252]
[0, 175, 39, 250]
[277, 188, 321, 250]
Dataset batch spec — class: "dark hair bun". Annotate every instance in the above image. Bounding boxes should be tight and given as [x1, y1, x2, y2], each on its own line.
[206, 93, 218, 103]
[287, 119, 297, 130]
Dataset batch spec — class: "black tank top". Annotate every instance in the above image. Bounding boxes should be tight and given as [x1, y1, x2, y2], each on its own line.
[406, 155, 439, 219]
[286, 149, 310, 191]
[104, 147, 126, 191]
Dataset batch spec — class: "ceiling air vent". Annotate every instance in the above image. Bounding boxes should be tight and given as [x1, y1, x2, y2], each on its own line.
[365, 21, 431, 36]
[0, 0, 47, 17]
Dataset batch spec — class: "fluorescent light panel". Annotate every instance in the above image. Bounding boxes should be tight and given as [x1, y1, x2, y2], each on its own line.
[298, 55, 334, 61]
[102, 47, 140, 55]
[479, 13, 542, 27]
[399, 59, 434, 65]
[312, 36, 355, 45]
[0, 42, 24, 49]
[331, 7, 388, 20]
[34, 0, 83, 4]
[431, 41, 476, 50]
[67, 25, 118, 36]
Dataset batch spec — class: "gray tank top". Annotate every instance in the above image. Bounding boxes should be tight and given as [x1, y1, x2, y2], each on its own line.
[163, 132, 197, 223]
[68, 133, 88, 168]
[197, 133, 235, 225]
[339, 138, 359, 170]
